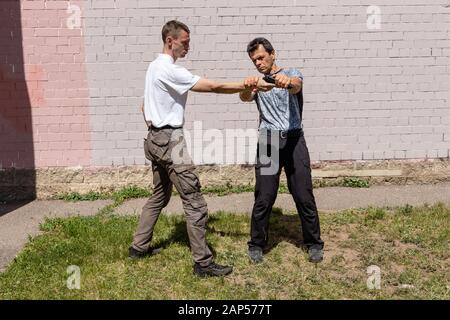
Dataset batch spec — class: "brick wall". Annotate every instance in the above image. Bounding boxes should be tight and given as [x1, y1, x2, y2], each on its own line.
[1, 0, 450, 169]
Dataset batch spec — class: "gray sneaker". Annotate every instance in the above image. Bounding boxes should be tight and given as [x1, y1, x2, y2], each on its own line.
[308, 247, 324, 263]
[248, 247, 263, 264]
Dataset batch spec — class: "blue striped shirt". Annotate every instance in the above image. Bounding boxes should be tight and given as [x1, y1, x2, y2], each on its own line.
[255, 68, 304, 131]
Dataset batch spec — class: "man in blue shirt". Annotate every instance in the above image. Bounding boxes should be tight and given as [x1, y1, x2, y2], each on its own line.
[240, 37, 324, 264]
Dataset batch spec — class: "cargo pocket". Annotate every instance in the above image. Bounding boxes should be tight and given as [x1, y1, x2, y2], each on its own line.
[188, 192, 207, 210]
[173, 165, 202, 195]
[151, 129, 172, 147]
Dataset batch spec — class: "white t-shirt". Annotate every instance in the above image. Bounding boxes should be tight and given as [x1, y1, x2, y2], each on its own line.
[144, 54, 200, 128]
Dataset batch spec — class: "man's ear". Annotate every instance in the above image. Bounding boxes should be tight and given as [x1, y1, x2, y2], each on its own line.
[271, 50, 276, 61]
[166, 36, 173, 48]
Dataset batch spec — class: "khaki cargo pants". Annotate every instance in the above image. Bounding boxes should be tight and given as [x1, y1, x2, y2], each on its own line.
[132, 127, 213, 267]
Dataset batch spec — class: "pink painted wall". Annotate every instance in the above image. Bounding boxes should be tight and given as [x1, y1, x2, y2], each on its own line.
[1, 0, 91, 169]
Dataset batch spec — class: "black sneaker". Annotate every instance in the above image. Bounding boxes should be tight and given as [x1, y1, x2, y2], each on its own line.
[248, 247, 263, 264]
[308, 247, 324, 263]
[193, 262, 233, 277]
[128, 246, 162, 259]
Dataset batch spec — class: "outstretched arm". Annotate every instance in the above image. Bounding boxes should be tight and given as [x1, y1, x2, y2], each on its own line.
[191, 78, 274, 94]
[191, 79, 244, 93]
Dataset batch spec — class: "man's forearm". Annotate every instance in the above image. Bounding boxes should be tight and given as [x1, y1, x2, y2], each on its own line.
[211, 81, 245, 94]
[288, 78, 302, 94]
[192, 78, 273, 94]
[191, 79, 245, 93]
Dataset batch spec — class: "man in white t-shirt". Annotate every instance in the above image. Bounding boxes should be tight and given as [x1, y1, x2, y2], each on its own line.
[129, 20, 273, 277]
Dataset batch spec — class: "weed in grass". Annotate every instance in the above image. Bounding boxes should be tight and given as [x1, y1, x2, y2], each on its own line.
[342, 177, 370, 188]
[278, 183, 289, 194]
[398, 204, 414, 215]
[201, 182, 254, 196]
[111, 186, 150, 204]
[57, 191, 107, 202]
[329, 209, 361, 225]
[364, 207, 386, 224]
[57, 186, 150, 204]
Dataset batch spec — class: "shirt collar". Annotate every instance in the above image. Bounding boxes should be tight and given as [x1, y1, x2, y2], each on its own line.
[158, 54, 175, 64]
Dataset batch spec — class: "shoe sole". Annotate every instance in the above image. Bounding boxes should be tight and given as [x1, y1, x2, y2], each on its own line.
[309, 257, 323, 263]
[249, 257, 263, 264]
[248, 250, 263, 264]
[128, 248, 162, 260]
[193, 269, 233, 278]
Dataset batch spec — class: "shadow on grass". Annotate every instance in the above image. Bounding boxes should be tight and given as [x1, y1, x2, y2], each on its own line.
[207, 214, 248, 238]
[152, 218, 190, 249]
[143, 209, 304, 259]
[265, 208, 306, 254]
[151, 216, 244, 258]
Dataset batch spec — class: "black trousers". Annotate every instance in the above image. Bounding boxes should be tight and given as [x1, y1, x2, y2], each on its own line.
[248, 131, 324, 250]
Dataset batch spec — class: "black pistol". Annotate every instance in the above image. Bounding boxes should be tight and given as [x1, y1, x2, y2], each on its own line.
[263, 75, 293, 89]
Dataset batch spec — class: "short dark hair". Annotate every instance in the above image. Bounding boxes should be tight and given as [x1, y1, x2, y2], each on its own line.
[247, 37, 274, 55]
[161, 20, 190, 43]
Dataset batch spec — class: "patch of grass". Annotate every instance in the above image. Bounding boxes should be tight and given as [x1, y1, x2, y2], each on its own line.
[387, 202, 450, 253]
[364, 207, 386, 225]
[57, 186, 150, 204]
[57, 191, 109, 202]
[328, 209, 362, 225]
[199, 182, 288, 196]
[1, 203, 448, 299]
[333, 203, 449, 299]
[398, 204, 414, 215]
[277, 183, 289, 194]
[55, 177, 374, 203]
[342, 177, 370, 188]
[201, 183, 254, 196]
[111, 186, 150, 204]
